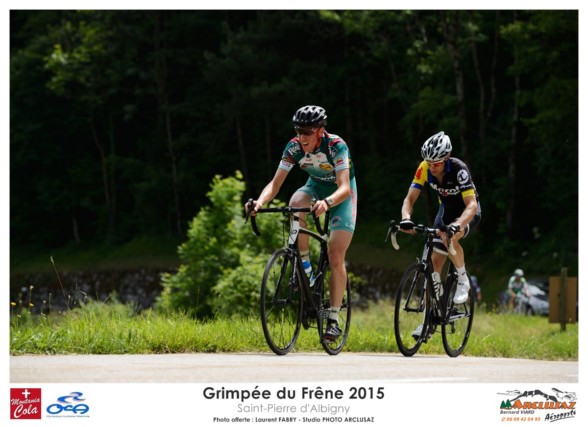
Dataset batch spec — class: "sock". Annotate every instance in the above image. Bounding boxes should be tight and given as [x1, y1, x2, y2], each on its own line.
[300, 249, 310, 262]
[329, 307, 340, 322]
[456, 265, 468, 284]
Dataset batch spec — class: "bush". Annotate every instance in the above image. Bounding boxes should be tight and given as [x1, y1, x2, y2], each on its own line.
[157, 171, 286, 318]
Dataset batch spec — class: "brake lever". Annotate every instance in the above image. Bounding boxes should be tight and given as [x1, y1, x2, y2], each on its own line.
[385, 220, 400, 250]
[244, 198, 261, 236]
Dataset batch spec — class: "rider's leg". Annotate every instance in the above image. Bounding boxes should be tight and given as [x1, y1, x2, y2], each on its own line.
[431, 251, 447, 277]
[327, 229, 353, 309]
[289, 191, 312, 254]
[446, 231, 471, 303]
[447, 231, 468, 284]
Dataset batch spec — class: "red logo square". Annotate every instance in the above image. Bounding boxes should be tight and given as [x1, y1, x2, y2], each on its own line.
[10, 388, 42, 419]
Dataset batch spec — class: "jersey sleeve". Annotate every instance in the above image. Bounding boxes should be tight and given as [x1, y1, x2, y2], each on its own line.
[278, 139, 301, 172]
[456, 166, 476, 199]
[410, 161, 429, 190]
[329, 138, 351, 172]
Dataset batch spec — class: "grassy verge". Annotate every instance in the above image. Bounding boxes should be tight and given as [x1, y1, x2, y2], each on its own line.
[10, 300, 577, 360]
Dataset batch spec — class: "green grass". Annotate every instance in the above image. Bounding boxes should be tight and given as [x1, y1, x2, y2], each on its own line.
[10, 231, 578, 360]
[10, 300, 577, 360]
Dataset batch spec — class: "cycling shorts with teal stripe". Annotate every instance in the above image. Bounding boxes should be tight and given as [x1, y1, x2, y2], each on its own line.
[297, 177, 357, 233]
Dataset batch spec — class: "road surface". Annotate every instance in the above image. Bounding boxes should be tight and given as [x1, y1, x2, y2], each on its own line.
[10, 352, 578, 383]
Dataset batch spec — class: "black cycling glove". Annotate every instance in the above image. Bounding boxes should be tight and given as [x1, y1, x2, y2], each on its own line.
[447, 224, 461, 235]
[399, 218, 414, 231]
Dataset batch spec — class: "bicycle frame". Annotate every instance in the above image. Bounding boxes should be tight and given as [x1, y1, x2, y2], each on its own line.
[248, 204, 330, 314]
[289, 212, 330, 317]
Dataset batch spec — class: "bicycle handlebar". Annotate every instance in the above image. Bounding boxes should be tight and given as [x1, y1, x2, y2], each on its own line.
[385, 220, 457, 256]
[245, 198, 327, 237]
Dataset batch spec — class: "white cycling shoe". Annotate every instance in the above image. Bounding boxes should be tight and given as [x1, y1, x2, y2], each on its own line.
[411, 324, 423, 340]
[453, 282, 470, 304]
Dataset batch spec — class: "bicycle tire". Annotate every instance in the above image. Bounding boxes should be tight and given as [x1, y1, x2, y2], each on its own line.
[442, 273, 475, 357]
[260, 248, 302, 355]
[317, 264, 351, 355]
[394, 262, 428, 356]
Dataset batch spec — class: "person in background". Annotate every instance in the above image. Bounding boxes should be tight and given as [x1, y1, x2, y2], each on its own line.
[507, 268, 530, 312]
[470, 275, 482, 303]
[245, 105, 357, 341]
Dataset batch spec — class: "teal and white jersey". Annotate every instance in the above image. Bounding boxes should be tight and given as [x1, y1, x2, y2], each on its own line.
[278, 131, 355, 183]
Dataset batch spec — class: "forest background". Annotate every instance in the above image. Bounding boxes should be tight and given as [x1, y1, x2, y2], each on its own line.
[9, 10, 579, 312]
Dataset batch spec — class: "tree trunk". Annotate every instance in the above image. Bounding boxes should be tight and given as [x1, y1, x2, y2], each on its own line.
[468, 12, 487, 155]
[264, 114, 272, 183]
[236, 117, 250, 189]
[441, 11, 469, 162]
[89, 112, 115, 238]
[507, 12, 521, 238]
[154, 12, 182, 237]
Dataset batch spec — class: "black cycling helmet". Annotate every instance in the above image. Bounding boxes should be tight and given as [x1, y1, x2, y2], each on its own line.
[292, 105, 327, 128]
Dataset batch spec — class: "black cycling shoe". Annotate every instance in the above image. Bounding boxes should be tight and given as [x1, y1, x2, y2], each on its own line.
[324, 321, 342, 341]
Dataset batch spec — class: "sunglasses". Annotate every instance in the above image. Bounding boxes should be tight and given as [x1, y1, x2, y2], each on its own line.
[295, 127, 317, 136]
[426, 159, 446, 167]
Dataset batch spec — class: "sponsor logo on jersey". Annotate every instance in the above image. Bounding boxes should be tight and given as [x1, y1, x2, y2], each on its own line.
[457, 169, 470, 185]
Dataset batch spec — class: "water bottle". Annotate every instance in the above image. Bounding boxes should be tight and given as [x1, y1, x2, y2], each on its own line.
[302, 259, 315, 286]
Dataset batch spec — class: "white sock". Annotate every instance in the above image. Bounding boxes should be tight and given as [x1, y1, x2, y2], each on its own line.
[456, 265, 468, 284]
[329, 307, 340, 322]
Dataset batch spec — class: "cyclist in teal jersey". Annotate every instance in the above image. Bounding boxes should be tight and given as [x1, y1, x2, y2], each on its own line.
[245, 105, 357, 341]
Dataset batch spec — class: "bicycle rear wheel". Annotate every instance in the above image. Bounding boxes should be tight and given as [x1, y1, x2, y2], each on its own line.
[394, 262, 428, 356]
[442, 274, 475, 357]
[260, 249, 302, 355]
[317, 264, 351, 355]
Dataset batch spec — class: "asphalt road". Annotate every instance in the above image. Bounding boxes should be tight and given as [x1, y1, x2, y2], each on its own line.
[10, 352, 578, 383]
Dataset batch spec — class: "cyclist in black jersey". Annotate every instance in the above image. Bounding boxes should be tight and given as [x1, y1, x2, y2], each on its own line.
[398, 132, 481, 321]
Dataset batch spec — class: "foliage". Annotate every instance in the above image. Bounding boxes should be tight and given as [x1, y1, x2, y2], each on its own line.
[10, 10, 578, 283]
[157, 171, 286, 318]
[210, 252, 267, 318]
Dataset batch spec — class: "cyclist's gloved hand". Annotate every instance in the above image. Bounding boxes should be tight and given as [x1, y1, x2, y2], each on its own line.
[245, 199, 260, 216]
[447, 223, 460, 235]
[399, 218, 414, 231]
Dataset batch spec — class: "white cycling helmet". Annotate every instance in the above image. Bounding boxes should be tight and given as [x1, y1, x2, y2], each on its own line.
[421, 131, 452, 162]
[514, 268, 524, 277]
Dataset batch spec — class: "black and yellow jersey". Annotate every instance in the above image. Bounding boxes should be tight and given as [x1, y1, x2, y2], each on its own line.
[410, 157, 479, 211]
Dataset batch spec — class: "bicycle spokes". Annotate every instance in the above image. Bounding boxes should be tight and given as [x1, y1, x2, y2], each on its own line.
[318, 266, 351, 355]
[442, 277, 475, 357]
[260, 249, 302, 355]
[394, 263, 427, 356]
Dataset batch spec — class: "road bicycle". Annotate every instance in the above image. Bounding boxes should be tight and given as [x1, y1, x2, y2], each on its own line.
[245, 199, 351, 356]
[385, 220, 475, 357]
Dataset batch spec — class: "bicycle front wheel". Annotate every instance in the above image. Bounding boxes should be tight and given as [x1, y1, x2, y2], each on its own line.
[442, 275, 475, 357]
[394, 262, 427, 356]
[260, 249, 302, 355]
[317, 264, 351, 355]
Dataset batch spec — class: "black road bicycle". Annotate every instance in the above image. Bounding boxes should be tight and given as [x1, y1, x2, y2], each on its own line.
[245, 200, 351, 355]
[385, 220, 475, 357]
